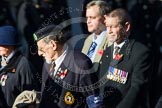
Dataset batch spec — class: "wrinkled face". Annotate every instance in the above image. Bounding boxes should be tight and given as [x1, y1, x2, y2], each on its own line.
[86, 5, 105, 34]
[37, 39, 55, 64]
[105, 16, 127, 44]
[0, 45, 12, 57]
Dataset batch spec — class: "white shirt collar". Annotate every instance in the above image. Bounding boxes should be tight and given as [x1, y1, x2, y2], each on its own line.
[92, 30, 106, 45]
[5, 50, 16, 63]
[90, 30, 106, 62]
[53, 45, 68, 76]
[114, 41, 125, 49]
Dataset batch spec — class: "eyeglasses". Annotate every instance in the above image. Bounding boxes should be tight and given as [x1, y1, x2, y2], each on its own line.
[37, 44, 50, 54]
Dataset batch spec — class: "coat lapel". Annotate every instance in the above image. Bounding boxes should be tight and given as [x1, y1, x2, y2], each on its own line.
[109, 44, 121, 67]
[120, 39, 135, 61]
[110, 39, 135, 66]
[54, 63, 68, 81]
[93, 33, 109, 63]
[54, 50, 71, 81]
[99, 46, 112, 78]
[110, 49, 125, 66]
[82, 34, 93, 54]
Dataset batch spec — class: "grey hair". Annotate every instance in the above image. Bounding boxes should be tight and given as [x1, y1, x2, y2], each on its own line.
[86, 0, 111, 17]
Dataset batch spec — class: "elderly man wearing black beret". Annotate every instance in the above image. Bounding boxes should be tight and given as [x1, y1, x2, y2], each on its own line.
[32, 24, 103, 108]
[13, 24, 104, 108]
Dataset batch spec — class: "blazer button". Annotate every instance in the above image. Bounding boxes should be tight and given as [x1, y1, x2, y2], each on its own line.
[54, 99, 58, 103]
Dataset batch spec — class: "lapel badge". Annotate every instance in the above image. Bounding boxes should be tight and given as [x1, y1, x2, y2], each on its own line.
[98, 50, 103, 56]
[64, 92, 75, 105]
[59, 69, 68, 79]
[114, 54, 123, 61]
[0, 75, 8, 86]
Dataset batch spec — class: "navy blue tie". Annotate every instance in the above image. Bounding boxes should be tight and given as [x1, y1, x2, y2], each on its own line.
[87, 42, 97, 58]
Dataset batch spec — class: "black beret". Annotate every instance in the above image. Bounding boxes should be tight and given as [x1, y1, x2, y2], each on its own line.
[33, 24, 57, 42]
[33, 24, 72, 44]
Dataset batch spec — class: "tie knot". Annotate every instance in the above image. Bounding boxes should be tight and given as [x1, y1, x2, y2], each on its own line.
[92, 42, 97, 47]
[115, 46, 120, 50]
[49, 62, 55, 72]
[114, 46, 120, 55]
[87, 42, 97, 58]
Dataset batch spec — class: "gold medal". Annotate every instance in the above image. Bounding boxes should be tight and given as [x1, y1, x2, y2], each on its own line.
[64, 92, 75, 105]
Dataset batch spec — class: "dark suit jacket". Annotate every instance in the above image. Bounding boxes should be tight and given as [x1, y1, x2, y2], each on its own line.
[155, 95, 162, 108]
[98, 39, 152, 108]
[39, 49, 101, 108]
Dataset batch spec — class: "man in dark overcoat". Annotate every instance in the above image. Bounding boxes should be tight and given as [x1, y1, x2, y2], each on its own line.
[0, 25, 36, 108]
[33, 24, 103, 108]
[98, 8, 152, 108]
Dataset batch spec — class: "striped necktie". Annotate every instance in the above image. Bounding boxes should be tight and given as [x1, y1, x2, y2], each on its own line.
[49, 62, 55, 77]
[87, 42, 97, 58]
[114, 46, 120, 55]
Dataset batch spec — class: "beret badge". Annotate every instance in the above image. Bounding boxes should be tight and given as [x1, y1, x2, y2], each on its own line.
[33, 33, 38, 41]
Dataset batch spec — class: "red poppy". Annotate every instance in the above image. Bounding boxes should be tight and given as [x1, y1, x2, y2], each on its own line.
[59, 69, 67, 79]
[98, 50, 103, 56]
[114, 54, 123, 61]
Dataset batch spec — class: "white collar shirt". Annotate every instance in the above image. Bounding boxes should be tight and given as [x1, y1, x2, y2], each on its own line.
[53, 46, 68, 76]
[90, 30, 106, 62]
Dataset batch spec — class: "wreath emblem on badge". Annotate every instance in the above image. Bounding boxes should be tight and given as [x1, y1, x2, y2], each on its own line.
[64, 92, 75, 105]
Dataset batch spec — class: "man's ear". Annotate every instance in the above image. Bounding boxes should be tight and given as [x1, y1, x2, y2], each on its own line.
[104, 15, 108, 25]
[125, 22, 131, 32]
[50, 40, 57, 50]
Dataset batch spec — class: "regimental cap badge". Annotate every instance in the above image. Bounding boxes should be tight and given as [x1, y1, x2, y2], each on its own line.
[33, 33, 38, 42]
[64, 92, 75, 105]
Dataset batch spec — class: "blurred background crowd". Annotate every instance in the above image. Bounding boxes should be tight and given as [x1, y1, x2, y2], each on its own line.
[1, 0, 162, 107]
